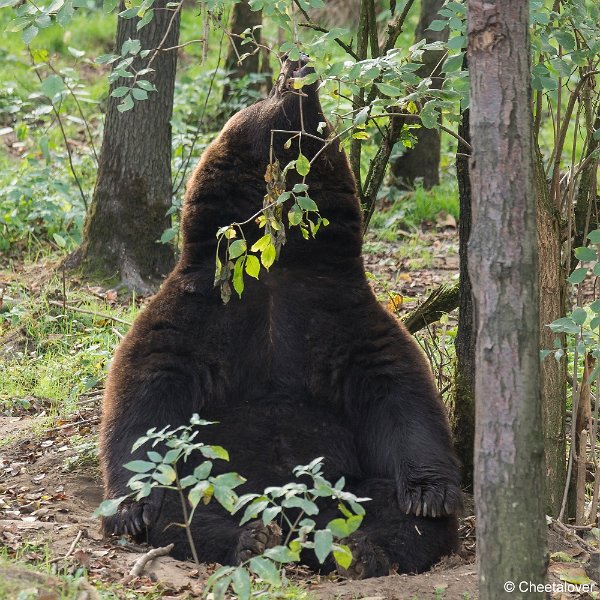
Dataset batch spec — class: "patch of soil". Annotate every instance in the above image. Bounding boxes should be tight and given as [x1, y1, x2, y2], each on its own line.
[0, 413, 480, 599]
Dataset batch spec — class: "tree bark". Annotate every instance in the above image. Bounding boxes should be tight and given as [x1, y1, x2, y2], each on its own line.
[452, 105, 475, 490]
[76, 1, 180, 293]
[468, 1, 546, 597]
[534, 141, 566, 517]
[391, 0, 447, 189]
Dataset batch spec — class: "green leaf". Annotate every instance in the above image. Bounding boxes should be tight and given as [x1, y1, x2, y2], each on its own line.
[427, 19, 448, 31]
[111, 86, 130, 98]
[93, 496, 128, 517]
[193, 461, 212, 480]
[188, 481, 210, 509]
[137, 8, 154, 29]
[136, 79, 157, 92]
[251, 234, 271, 252]
[289, 205, 303, 226]
[594, 263, 600, 277]
[314, 529, 333, 564]
[231, 567, 251, 600]
[117, 93, 134, 112]
[376, 83, 402, 97]
[212, 483, 238, 512]
[261, 244, 276, 269]
[249, 556, 281, 585]
[327, 518, 349, 538]
[548, 317, 579, 335]
[262, 506, 281, 525]
[153, 464, 176, 485]
[567, 267, 588, 285]
[124, 460, 156, 473]
[441, 52, 464, 73]
[160, 228, 176, 243]
[22, 25, 38, 45]
[103, 0, 117, 11]
[229, 239, 247, 259]
[574, 246, 596, 262]
[590, 300, 600, 314]
[201, 445, 229, 460]
[233, 256, 245, 297]
[132, 88, 148, 101]
[588, 229, 600, 244]
[297, 196, 318, 212]
[353, 106, 369, 126]
[333, 544, 353, 569]
[296, 153, 310, 176]
[281, 496, 319, 515]
[245, 255, 260, 279]
[420, 100, 439, 129]
[53, 233, 66, 248]
[263, 545, 300, 563]
[121, 38, 141, 56]
[554, 31, 575, 51]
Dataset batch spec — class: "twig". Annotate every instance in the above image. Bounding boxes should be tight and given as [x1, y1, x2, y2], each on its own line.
[45, 417, 99, 432]
[112, 327, 125, 340]
[381, 0, 417, 55]
[29, 50, 89, 210]
[126, 543, 174, 579]
[298, 22, 358, 60]
[157, 39, 204, 52]
[172, 27, 226, 196]
[49, 529, 83, 564]
[551, 519, 597, 554]
[47, 300, 131, 326]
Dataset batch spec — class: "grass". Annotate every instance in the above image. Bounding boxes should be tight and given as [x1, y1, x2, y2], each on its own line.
[0, 273, 138, 417]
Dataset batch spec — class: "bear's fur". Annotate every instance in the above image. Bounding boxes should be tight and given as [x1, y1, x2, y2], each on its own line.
[100, 57, 462, 577]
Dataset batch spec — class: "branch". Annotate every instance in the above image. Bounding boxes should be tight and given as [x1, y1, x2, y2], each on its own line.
[126, 543, 174, 580]
[381, 0, 417, 55]
[47, 300, 132, 326]
[298, 22, 359, 60]
[401, 283, 460, 334]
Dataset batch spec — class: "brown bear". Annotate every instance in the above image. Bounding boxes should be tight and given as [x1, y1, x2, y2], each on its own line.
[100, 56, 462, 578]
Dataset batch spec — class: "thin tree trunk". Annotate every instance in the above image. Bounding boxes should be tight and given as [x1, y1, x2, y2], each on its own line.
[468, 1, 546, 596]
[453, 105, 475, 490]
[534, 140, 567, 517]
[76, 0, 180, 293]
[391, 0, 447, 189]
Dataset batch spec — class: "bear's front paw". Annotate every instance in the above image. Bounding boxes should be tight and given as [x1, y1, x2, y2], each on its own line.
[336, 532, 390, 579]
[397, 476, 462, 518]
[102, 489, 164, 537]
[235, 521, 282, 563]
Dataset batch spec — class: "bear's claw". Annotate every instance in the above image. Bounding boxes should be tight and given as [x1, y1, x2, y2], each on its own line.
[235, 521, 282, 563]
[398, 479, 462, 518]
[337, 532, 390, 579]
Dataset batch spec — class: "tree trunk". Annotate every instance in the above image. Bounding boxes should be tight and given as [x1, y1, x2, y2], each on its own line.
[76, 1, 180, 293]
[222, 2, 263, 102]
[452, 105, 475, 490]
[534, 141, 567, 517]
[391, 0, 447, 189]
[468, 1, 546, 597]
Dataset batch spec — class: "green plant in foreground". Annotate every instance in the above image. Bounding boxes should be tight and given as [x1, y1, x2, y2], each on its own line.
[95, 414, 368, 600]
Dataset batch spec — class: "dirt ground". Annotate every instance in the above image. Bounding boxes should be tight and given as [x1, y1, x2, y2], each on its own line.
[1, 227, 598, 599]
[0, 385, 597, 599]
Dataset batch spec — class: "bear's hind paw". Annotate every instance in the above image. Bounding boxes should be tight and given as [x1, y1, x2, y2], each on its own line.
[235, 521, 282, 563]
[336, 532, 390, 580]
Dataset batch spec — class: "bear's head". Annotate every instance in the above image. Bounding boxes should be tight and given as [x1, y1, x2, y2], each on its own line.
[181, 56, 362, 261]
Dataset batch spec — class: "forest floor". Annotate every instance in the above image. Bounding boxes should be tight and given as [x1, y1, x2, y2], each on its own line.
[0, 222, 596, 599]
